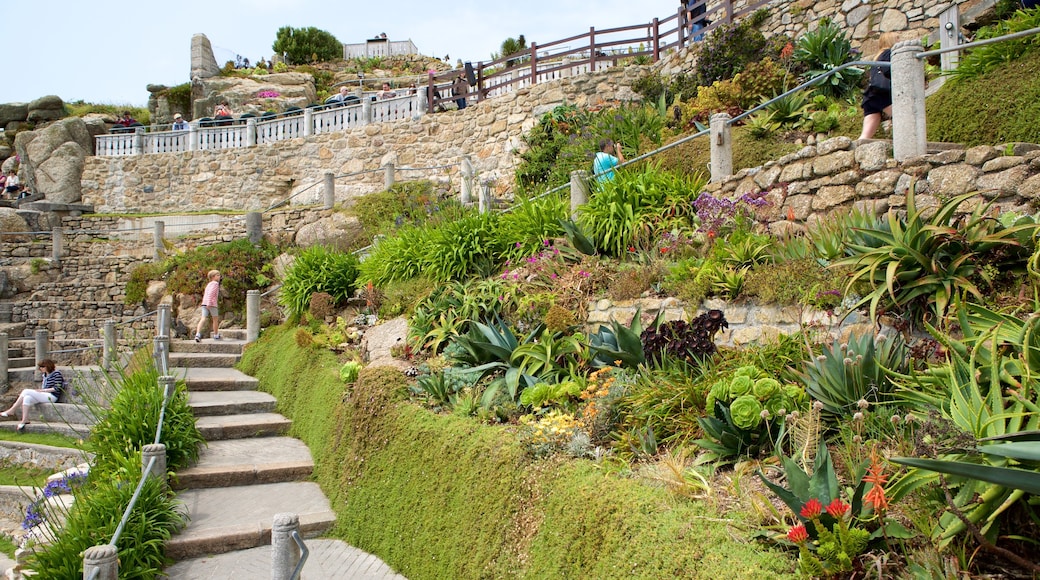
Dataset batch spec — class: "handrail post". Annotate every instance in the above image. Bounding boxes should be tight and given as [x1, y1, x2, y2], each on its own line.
[652, 18, 660, 62]
[323, 172, 335, 209]
[891, 40, 927, 161]
[710, 112, 733, 183]
[939, 6, 961, 72]
[246, 290, 261, 343]
[479, 181, 492, 214]
[34, 329, 48, 368]
[362, 97, 373, 125]
[303, 108, 313, 137]
[530, 42, 538, 87]
[246, 212, 263, 245]
[51, 226, 62, 267]
[0, 333, 8, 390]
[82, 544, 119, 580]
[188, 122, 198, 152]
[141, 444, 167, 484]
[384, 162, 395, 190]
[476, 62, 485, 102]
[461, 156, 474, 205]
[427, 73, 436, 114]
[103, 320, 115, 370]
[678, 5, 686, 48]
[153, 220, 165, 260]
[133, 126, 145, 156]
[589, 27, 597, 71]
[724, 0, 733, 24]
[570, 170, 590, 220]
[271, 513, 301, 580]
[153, 334, 169, 374]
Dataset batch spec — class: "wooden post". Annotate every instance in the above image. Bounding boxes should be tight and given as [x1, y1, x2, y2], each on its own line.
[652, 18, 660, 62]
[427, 73, 436, 114]
[678, 6, 686, 49]
[724, 0, 733, 24]
[589, 27, 597, 71]
[530, 43, 538, 88]
[939, 6, 960, 72]
[476, 62, 485, 102]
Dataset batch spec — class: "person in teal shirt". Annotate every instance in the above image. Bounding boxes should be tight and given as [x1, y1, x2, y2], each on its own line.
[593, 139, 625, 182]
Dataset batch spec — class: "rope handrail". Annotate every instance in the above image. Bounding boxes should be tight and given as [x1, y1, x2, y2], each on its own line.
[396, 163, 460, 171]
[261, 284, 282, 298]
[115, 310, 158, 326]
[333, 168, 385, 180]
[109, 454, 158, 548]
[264, 180, 323, 213]
[49, 344, 103, 354]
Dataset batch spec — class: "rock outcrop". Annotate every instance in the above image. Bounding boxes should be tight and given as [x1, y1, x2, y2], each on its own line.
[190, 33, 222, 81]
[192, 73, 317, 119]
[14, 117, 94, 203]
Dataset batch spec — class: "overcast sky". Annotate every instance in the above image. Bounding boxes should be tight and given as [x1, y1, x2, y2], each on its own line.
[8, 0, 680, 106]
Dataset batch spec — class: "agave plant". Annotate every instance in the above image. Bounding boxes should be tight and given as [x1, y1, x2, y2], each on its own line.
[793, 17, 863, 99]
[799, 331, 908, 417]
[832, 187, 1038, 326]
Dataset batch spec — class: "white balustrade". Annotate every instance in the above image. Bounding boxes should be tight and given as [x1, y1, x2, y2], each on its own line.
[312, 103, 365, 134]
[144, 130, 192, 154]
[95, 133, 138, 157]
[197, 124, 248, 151]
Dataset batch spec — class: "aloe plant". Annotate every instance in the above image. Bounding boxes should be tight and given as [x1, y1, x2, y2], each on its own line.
[798, 331, 908, 417]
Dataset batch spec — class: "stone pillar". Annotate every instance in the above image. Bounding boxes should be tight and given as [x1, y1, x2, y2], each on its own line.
[362, 97, 373, 124]
[479, 181, 492, 214]
[141, 443, 167, 484]
[460, 156, 474, 205]
[82, 544, 118, 580]
[153, 335, 170, 374]
[303, 108, 313, 137]
[891, 40, 927, 161]
[246, 212, 263, 245]
[246, 117, 257, 147]
[271, 513, 302, 580]
[103, 320, 116, 371]
[153, 221, 165, 260]
[569, 170, 590, 220]
[384, 163, 395, 190]
[0, 333, 8, 389]
[939, 6, 960, 72]
[157, 303, 171, 337]
[188, 123, 198, 152]
[323, 172, 335, 209]
[34, 329, 48, 367]
[133, 126, 145, 155]
[51, 227, 62, 266]
[709, 113, 733, 183]
[246, 290, 261, 343]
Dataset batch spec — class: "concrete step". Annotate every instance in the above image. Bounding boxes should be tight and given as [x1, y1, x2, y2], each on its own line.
[171, 338, 245, 355]
[0, 420, 91, 439]
[189, 391, 276, 416]
[6, 356, 34, 369]
[172, 437, 313, 490]
[163, 539, 407, 579]
[166, 482, 336, 560]
[169, 352, 242, 368]
[196, 413, 291, 440]
[26, 403, 98, 426]
[174, 367, 259, 392]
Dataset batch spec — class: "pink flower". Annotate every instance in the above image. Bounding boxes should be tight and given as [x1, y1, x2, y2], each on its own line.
[786, 524, 808, 543]
[799, 498, 822, 519]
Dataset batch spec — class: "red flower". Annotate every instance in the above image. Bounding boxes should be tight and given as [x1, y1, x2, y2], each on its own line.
[825, 498, 849, 518]
[786, 524, 809, 543]
[660, 246, 669, 253]
[628, 246, 636, 253]
[786, 207, 796, 221]
[863, 462, 890, 511]
[799, 498, 822, 519]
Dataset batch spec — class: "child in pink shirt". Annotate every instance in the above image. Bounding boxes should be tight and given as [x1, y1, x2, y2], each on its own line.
[194, 270, 222, 341]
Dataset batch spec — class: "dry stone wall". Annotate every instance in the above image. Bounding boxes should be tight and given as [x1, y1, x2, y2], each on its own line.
[81, 66, 647, 214]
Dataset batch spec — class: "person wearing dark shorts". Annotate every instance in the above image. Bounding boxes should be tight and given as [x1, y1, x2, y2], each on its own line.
[859, 33, 898, 140]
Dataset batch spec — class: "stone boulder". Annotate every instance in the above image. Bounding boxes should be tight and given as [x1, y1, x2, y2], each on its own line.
[0, 208, 31, 242]
[361, 317, 409, 365]
[14, 117, 92, 203]
[26, 95, 65, 124]
[194, 73, 316, 119]
[0, 103, 28, 127]
[294, 212, 363, 249]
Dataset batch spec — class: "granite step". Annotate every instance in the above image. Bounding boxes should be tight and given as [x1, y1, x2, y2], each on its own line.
[171, 338, 245, 355]
[166, 482, 336, 560]
[169, 352, 242, 368]
[164, 540, 407, 579]
[172, 437, 313, 490]
[188, 391, 276, 416]
[174, 367, 259, 392]
[195, 413, 291, 440]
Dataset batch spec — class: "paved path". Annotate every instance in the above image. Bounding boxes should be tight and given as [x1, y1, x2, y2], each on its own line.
[164, 540, 407, 579]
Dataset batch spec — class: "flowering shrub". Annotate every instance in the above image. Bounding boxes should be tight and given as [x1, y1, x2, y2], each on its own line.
[519, 410, 580, 457]
[256, 90, 281, 99]
[692, 191, 770, 238]
[23, 472, 88, 530]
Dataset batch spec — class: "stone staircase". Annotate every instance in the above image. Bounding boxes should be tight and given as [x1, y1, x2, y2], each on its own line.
[163, 329, 405, 579]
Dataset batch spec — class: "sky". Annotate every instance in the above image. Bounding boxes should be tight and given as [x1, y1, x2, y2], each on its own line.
[7, 0, 681, 106]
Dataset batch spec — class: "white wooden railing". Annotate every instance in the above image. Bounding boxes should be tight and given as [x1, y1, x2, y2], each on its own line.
[95, 94, 423, 157]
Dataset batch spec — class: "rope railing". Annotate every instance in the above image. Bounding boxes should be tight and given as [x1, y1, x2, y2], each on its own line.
[49, 344, 103, 354]
[115, 310, 159, 327]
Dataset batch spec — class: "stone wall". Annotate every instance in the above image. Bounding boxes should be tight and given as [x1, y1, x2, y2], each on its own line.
[709, 137, 1040, 232]
[80, 66, 647, 214]
[586, 296, 877, 347]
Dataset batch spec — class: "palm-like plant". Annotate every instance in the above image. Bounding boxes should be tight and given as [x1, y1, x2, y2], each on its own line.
[832, 187, 1038, 326]
[793, 18, 863, 99]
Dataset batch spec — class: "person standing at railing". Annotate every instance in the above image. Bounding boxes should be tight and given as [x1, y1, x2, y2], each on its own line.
[593, 138, 625, 183]
[685, 0, 709, 42]
[194, 270, 223, 342]
[452, 73, 469, 110]
[116, 111, 137, 128]
[859, 32, 898, 140]
[377, 82, 398, 100]
[1, 358, 65, 433]
[172, 113, 189, 131]
[214, 101, 234, 126]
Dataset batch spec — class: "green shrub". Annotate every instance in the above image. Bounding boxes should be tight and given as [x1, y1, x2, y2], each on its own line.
[89, 367, 203, 479]
[496, 193, 568, 262]
[946, 7, 1040, 82]
[352, 180, 446, 242]
[423, 211, 504, 282]
[279, 245, 361, 318]
[358, 227, 430, 287]
[272, 26, 341, 65]
[792, 17, 863, 99]
[695, 10, 772, 86]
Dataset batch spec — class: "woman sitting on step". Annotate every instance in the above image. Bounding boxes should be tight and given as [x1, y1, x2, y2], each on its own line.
[1, 359, 65, 433]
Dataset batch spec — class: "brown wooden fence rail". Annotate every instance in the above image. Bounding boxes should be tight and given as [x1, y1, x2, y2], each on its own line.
[425, 0, 772, 112]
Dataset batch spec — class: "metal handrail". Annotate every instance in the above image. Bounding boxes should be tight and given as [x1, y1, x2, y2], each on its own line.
[110, 454, 159, 547]
[918, 25, 1040, 58]
[290, 530, 310, 580]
